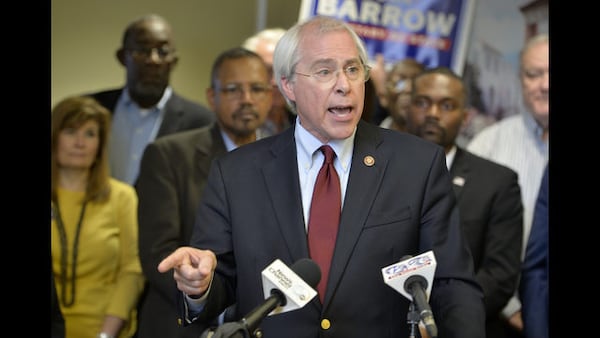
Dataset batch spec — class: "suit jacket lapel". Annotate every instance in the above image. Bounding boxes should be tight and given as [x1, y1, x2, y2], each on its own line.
[262, 127, 310, 261]
[157, 94, 183, 137]
[194, 123, 227, 178]
[449, 147, 469, 199]
[262, 123, 386, 306]
[326, 122, 385, 304]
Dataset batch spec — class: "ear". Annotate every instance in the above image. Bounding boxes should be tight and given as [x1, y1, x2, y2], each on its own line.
[280, 76, 296, 102]
[206, 87, 217, 111]
[460, 107, 473, 130]
[116, 48, 126, 66]
[169, 55, 179, 69]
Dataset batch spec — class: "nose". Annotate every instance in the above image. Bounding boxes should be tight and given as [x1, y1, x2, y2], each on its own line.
[541, 71, 549, 90]
[333, 70, 351, 94]
[239, 87, 255, 102]
[147, 48, 163, 63]
[74, 133, 86, 147]
[426, 103, 441, 118]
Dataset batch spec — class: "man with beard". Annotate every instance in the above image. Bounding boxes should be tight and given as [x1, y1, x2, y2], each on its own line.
[405, 67, 523, 338]
[135, 47, 272, 338]
[88, 14, 215, 185]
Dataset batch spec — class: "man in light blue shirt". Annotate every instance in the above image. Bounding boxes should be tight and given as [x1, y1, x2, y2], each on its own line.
[89, 14, 214, 185]
[467, 33, 549, 338]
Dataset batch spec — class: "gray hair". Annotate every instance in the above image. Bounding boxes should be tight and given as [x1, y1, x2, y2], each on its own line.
[273, 16, 368, 112]
[242, 28, 286, 51]
[519, 33, 549, 70]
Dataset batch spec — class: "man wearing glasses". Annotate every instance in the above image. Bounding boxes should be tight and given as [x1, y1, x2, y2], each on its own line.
[88, 14, 215, 185]
[158, 16, 484, 338]
[136, 46, 271, 338]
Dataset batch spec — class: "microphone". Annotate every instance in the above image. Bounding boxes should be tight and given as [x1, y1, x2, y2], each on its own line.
[381, 251, 438, 338]
[203, 258, 320, 338]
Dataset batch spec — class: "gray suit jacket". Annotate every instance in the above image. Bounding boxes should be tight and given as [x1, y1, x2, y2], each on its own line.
[136, 123, 227, 338]
[186, 121, 486, 338]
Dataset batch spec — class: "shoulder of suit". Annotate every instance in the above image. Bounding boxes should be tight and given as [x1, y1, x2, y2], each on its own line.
[460, 148, 518, 177]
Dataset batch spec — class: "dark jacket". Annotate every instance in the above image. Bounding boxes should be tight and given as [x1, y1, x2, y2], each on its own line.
[183, 121, 486, 338]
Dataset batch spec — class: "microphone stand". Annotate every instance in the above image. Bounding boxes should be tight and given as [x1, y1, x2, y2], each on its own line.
[407, 302, 420, 338]
[199, 322, 256, 338]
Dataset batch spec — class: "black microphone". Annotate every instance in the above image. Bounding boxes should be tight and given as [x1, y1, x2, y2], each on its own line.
[382, 252, 438, 338]
[404, 274, 438, 338]
[242, 258, 320, 336]
[203, 258, 321, 338]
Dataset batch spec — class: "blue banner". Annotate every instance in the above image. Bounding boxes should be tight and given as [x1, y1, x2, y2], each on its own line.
[299, 0, 476, 75]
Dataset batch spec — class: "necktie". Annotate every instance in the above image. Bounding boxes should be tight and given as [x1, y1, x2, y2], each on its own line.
[307, 145, 341, 303]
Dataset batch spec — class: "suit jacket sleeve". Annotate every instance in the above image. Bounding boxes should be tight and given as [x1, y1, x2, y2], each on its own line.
[422, 150, 486, 338]
[137, 141, 185, 307]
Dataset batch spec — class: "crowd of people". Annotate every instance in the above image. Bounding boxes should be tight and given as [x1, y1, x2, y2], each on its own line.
[51, 13, 549, 338]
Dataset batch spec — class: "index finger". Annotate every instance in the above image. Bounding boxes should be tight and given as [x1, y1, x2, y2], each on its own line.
[157, 246, 193, 272]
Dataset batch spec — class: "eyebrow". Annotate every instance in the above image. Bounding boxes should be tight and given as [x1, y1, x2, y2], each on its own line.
[308, 57, 361, 68]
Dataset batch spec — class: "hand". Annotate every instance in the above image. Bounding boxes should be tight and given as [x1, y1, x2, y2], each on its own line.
[419, 325, 431, 338]
[507, 310, 523, 332]
[157, 246, 217, 297]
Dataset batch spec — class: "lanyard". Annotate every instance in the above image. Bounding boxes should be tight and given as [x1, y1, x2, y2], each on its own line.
[52, 200, 87, 307]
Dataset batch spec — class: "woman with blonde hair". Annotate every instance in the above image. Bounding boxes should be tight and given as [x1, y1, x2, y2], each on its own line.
[51, 95, 144, 338]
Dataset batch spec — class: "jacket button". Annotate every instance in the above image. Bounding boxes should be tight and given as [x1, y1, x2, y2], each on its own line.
[321, 319, 331, 330]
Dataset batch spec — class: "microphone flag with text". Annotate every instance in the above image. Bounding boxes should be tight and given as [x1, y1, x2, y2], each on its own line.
[201, 258, 320, 338]
[381, 251, 438, 338]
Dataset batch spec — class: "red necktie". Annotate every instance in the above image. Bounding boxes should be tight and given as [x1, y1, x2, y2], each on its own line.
[307, 145, 341, 303]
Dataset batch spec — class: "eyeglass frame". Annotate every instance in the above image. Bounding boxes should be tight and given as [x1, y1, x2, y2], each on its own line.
[294, 62, 371, 84]
[126, 45, 177, 62]
[215, 83, 273, 101]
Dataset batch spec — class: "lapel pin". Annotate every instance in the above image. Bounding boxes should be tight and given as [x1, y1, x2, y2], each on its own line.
[363, 155, 375, 167]
[453, 176, 465, 187]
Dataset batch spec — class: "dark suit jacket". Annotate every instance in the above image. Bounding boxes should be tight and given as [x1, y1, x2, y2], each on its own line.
[450, 147, 523, 338]
[89, 88, 215, 139]
[519, 164, 548, 338]
[186, 121, 486, 338]
[136, 123, 227, 338]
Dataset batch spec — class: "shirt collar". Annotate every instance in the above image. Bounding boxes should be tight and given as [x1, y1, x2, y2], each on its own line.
[445, 145, 457, 170]
[295, 117, 355, 173]
[122, 86, 173, 111]
[219, 128, 262, 152]
[522, 109, 545, 141]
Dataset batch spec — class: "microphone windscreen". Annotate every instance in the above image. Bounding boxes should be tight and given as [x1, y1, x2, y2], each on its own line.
[290, 258, 321, 288]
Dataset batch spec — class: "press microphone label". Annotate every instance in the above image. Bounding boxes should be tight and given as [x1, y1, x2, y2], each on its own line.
[381, 251, 437, 301]
[267, 266, 293, 289]
[383, 254, 434, 280]
[261, 259, 318, 315]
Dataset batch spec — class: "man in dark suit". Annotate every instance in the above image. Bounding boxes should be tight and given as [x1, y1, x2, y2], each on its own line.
[405, 66, 523, 338]
[135, 47, 272, 338]
[158, 16, 485, 338]
[88, 14, 214, 185]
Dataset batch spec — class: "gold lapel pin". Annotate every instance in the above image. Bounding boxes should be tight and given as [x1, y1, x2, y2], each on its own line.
[363, 155, 375, 167]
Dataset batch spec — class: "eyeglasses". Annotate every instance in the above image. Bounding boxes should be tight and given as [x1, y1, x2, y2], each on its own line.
[128, 46, 176, 62]
[295, 63, 371, 85]
[217, 83, 272, 100]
